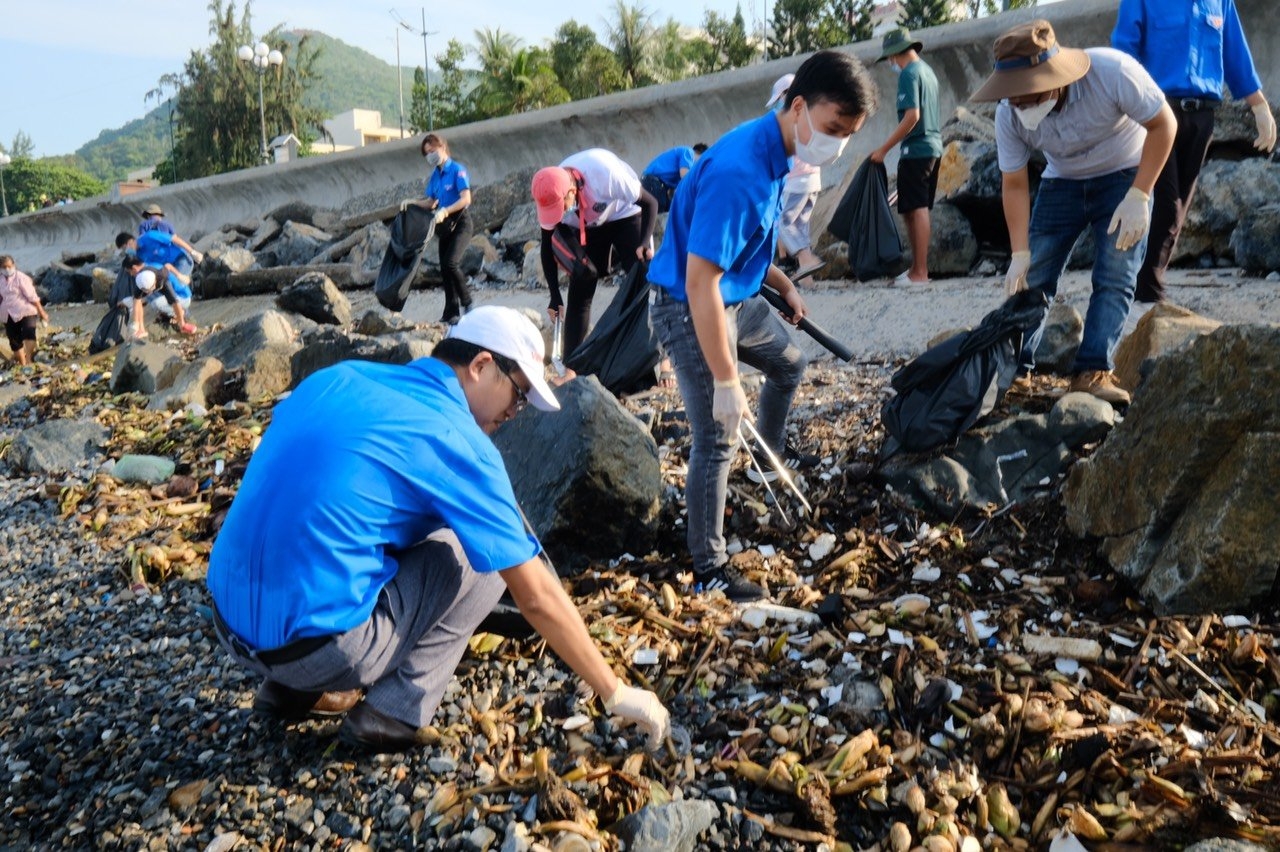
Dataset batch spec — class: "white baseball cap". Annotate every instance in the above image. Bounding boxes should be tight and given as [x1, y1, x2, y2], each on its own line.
[447, 306, 559, 412]
[135, 269, 157, 294]
[766, 73, 795, 108]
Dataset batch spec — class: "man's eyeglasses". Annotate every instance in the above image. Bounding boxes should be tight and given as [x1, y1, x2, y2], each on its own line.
[493, 355, 529, 413]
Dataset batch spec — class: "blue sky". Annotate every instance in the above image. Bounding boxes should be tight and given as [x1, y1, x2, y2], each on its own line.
[0, 0, 776, 158]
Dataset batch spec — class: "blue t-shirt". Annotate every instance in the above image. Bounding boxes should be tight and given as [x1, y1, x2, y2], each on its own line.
[135, 230, 187, 269]
[642, 146, 695, 189]
[648, 113, 789, 305]
[207, 357, 540, 650]
[139, 217, 175, 236]
[425, 159, 471, 209]
[1112, 0, 1262, 101]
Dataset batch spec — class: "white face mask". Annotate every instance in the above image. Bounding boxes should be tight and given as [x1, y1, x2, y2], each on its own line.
[890, 61, 902, 75]
[425, 150, 443, 167]
[794, 103, 848, 167]
[1014, 97, 1058, 131]
[0, 268, 13, 279]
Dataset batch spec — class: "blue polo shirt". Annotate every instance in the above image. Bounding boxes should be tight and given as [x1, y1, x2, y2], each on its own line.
[425, 159, 471, 209]
[648, 113, 790, 305]
[642, 146, 695, 189]
[135, 230, 186, 268]
[207, 357, 540, 650]
[139, 217, 175, 236]
[1111, 0, 1262, 101]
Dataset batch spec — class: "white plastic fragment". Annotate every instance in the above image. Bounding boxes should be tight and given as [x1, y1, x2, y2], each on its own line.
[887, 628, 914, 647]
[633, 648, 661, 666]
[1055, 658, 1081, 676]
[758, 544, 777, 558]
[821, 683, 844, 706]
[1180, 724, 1207, 749]
[808, 533, 837, 561]
[1049, 829, 1090, 852]
[962, 610, 1000, 641]
[912, 564, 942, 583]
[739, 602, 821, 628]
[980, 557, 1000, 569]
[1108, 632, 1138, 648]
[1108, 703, 1139, 725]
[563, 714, 592, 730]
[1244, 699, 1267, 723]
[1022, 633, 1103, 660]
[1222, 615, 1252, 628]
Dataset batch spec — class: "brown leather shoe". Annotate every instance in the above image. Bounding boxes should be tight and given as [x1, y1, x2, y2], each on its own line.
[1069, 370, 1131, 406]
[338, 702, 423, 753]
[253, 681, 361, 721]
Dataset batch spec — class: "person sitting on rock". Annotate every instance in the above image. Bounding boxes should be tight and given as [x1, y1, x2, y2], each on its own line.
[206, 306, 670, 753]
[0, 255, 50, 367]
[972, 19, 1175, 407]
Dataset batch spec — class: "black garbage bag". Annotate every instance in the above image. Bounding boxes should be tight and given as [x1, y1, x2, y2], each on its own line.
[827, 158, 904, 281]
[88, 307, 130, 355]
[563, 263, 662, 396]
[374, 205, 436, 312]
[880, 288, 1049, 459]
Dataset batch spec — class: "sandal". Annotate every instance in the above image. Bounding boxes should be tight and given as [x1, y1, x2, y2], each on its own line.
[795, 260, 827, 281]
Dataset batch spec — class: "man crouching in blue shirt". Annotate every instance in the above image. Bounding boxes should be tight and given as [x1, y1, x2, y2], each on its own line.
[648, 51, 877, 602]
[207, 306, 669, 753]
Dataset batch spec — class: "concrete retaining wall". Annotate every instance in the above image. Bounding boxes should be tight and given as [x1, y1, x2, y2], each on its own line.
[2, 0, 1273, 270]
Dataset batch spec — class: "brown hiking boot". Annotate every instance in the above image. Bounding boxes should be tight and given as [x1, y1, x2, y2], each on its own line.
[1069, 370, 1130, 406]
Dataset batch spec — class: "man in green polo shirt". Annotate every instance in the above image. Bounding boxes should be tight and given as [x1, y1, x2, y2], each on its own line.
[871, 27, 943, 285]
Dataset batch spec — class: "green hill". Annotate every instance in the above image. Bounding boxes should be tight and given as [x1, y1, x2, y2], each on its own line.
[72, 29, 416, 184]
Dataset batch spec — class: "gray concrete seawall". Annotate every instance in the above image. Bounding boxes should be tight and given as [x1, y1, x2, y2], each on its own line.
[2, 0, 1273, 270]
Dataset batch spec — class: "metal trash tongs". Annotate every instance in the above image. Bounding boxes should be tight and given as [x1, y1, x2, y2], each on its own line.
[737, 419, 812, 523]
[550, 315, 566, 377]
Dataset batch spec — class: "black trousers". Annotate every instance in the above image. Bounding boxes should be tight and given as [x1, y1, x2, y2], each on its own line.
[437, 210, 473, 319]
[564, 214, 643, 355]
[1136, 99, 1216, 304]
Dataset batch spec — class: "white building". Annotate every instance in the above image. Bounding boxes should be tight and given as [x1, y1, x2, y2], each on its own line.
[319, 109, 407, 153]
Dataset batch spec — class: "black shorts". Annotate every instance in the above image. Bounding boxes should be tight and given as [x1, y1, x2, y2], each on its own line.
[897, 156, 940, 213]
[5, 315, 38, 351]
[641, 173, 674, 214]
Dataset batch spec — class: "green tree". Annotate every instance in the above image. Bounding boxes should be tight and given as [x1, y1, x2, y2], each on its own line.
[6, 131, 35, 160]
[963, 0, 1036, 15]
[161, 0, 328, 180]
[698, 5, 755, 74]
[652, 19, 699, 83]
[417, 39, 478, 130]
[606, 1, 657, 88]
[769, 0, 830, 57]
[899, 0, 957, 29]
[3, 158, 106, 212]
[819, 0, 876, 45]
[550, 21, 626, 99]
[472, 46, 569, 118]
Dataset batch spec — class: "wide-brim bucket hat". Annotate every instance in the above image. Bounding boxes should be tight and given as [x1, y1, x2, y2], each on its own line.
[877, 27, 923, 61]
[970, 19, 1090, 102]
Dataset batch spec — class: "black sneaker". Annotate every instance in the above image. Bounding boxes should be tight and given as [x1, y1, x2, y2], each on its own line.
[694, 565, 767, 602]
[745, 441, 821, 484]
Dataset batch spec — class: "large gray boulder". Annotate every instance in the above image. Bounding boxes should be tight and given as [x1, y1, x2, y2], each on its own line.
[492, 376, 662, 572]
[276, 272, 352, 326]
[192, 245, 257, 299]
[1229, 202, 1280, 272]
[198, 310, 296, 371]
[271, 221, 336, 267]
[8, 419, 109, 475]
[881, 392, 1115, 516]
[1177, 159, 1280, 262]
[289, 327, 438, 388]
[345, 222, 391, 282]
[1033, 301, 1084, 374]
[1065, 325, 1280, 614]
[148, 357, 225, 411]
[111, 342, 182, 395]
[469, 166, 539, 232]
[499, 202, 541, 246]
[36, 262, 92, 305]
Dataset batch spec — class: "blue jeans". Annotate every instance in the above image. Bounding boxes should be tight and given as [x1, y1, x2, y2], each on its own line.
[1021, 168, 1148, 374]
[650, 290, 807, 574]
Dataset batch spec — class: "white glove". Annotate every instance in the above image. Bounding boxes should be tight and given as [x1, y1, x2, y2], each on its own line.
[190, 250, 205, 265]
[1004, 250, 1031, 297]
[712, 378, 750, 441]
[603, 683, 670, 747]
[1107, 187, 1151, 252]
[433, 208, 449, 225]
[399, 198, 414, 212]
[1252, 102, 1277, 152]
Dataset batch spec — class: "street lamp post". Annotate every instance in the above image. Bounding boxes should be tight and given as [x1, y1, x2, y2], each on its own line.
[0, 153, 10, 218]
[237, 41, 284, 164]
[395, 10, 437, 131]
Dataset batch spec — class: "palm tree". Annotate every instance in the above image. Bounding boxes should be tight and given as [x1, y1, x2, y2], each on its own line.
[604, 1, 656, 88]
[473, 28, 521, 76]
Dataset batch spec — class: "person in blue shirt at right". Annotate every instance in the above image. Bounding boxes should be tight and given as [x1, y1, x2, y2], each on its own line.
[641, 143, 707, 213]
[1112, 0, 1275, 330]
[648, 50, 877, 602]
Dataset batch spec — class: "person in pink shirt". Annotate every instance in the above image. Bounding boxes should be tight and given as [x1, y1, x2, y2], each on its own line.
[0, 255, 50, 367]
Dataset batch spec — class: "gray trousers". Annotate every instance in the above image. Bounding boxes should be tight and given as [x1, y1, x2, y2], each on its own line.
[216, 529, 506, 727]
[650, 290, 808, 573]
